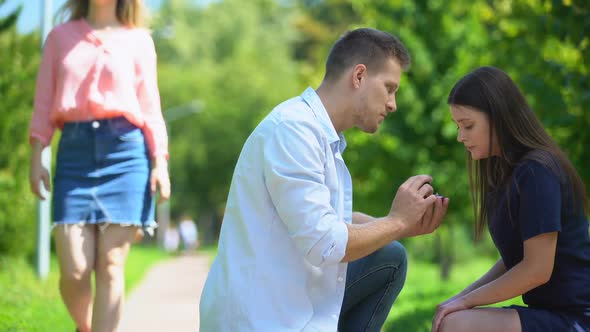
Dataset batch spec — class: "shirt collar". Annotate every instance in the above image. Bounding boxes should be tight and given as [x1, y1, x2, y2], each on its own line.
[77, 19, 97, 40]
[77, 18, 130, 49]
[301, 87, 344, 150]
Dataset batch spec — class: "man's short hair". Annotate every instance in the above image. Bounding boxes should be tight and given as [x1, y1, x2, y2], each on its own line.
[324, 28, 411, 82]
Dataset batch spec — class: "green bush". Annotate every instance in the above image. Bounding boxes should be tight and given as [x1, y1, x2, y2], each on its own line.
[0, 27, 40, 257]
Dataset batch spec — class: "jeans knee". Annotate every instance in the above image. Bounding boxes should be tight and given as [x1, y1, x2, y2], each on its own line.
[375, 241, 407, 287]
[384, 241, 407, 271]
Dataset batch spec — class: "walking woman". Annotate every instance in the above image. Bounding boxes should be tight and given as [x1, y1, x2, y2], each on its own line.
[29, 1, 170, 331]
[432, 66, 590, 332]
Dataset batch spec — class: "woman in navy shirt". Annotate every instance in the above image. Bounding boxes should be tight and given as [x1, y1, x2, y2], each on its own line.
[432, 66, 590, 332]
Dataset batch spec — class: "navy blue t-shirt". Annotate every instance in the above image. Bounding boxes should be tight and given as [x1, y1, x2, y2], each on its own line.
[488, 159, 590, 311]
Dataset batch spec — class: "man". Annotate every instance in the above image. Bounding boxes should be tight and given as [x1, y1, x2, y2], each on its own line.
[200, 28, 449, 331]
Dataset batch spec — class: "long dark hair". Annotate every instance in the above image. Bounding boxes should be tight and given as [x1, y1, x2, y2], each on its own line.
[448, 66, 589, 239]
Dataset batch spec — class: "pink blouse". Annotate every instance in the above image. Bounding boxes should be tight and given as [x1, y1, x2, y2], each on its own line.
[30, 19, 168, 159]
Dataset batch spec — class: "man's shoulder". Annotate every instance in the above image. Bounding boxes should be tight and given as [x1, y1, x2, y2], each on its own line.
[248, 94, 327, 150]
[273, 95, 315, 120]
[261, 95, 322, 132]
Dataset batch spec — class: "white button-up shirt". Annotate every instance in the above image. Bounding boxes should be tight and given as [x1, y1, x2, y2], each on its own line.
[200, 88, 352, 331]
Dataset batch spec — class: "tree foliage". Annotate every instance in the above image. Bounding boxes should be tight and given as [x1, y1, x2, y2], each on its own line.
[1, 0, 587, 277]
[152, 0, 300, 243]
[0, 2, 39, 256]
[292, 0, 590, 277]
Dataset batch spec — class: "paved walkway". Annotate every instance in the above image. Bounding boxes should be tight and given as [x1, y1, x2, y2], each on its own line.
[119, 253, 210, 332]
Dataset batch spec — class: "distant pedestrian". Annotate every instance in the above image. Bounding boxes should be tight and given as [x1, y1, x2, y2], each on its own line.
[28, 1, 170, 331]
[164, 225, 180, 253]
[178, 214, 198, 251]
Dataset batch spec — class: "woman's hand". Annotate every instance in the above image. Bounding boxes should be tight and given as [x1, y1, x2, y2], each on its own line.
[431, 296, 471, 332]
[438, 292, 465, 307]
[30, 140, 51, 200]
[30, 159, 51, 200]
[150, 157, 171, 204]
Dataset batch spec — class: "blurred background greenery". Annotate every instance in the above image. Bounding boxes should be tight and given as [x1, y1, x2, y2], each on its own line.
[0, 0, 588, 331]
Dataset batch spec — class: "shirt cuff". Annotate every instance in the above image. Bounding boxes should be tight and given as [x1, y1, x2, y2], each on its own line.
[306, 220, 348, 267]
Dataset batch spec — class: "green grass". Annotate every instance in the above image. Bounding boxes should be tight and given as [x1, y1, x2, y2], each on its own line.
[180, 246, 523, 332]
[0, 244, 524, 331]
[0, 244, 169, 332]
[384, 257, 525, 331]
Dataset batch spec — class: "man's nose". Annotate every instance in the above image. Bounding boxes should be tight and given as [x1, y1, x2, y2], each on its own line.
[387, 97, 397, 113]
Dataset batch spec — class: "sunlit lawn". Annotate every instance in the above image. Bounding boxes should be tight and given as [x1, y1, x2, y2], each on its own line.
[0, 243, 524, 331]
[0, 244, 169, 332]
[384, 256, 524, 331]
[192, 246, 525, 332]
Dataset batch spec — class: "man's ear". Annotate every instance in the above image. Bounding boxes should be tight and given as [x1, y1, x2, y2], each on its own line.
[351, 64, 367, 89]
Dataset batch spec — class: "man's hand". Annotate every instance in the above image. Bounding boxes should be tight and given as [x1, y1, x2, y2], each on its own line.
[388, 175, 449, 237]
[418, 194, 448, 236]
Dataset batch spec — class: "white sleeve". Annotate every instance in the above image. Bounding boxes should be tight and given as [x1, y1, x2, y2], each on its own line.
[263, 120, 348, 267]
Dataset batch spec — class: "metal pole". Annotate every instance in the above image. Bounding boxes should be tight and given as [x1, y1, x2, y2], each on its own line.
[156, 101, 203, 249]
[156, 120, 172, 250]
[36, 0, 53, 280]
[156, 200, 170, 249]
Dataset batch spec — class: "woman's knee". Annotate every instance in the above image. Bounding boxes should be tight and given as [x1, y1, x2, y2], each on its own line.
[95, 247, 131, 284]
[96, 252, 126, 279]
[439, 311, 469, 332]
[57, 248, 94, 282]
[59, 262, 93, 283]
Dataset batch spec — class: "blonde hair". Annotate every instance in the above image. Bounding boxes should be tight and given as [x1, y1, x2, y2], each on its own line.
[57, 0, 149, 27]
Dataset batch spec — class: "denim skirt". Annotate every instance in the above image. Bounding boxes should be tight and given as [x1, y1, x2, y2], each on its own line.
[53, 117, 156, 230]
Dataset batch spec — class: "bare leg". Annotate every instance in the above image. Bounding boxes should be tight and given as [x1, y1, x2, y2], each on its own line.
[92, 224, 137, 332]
[439, 308, 521, 332]
[54, 224, 96, 332]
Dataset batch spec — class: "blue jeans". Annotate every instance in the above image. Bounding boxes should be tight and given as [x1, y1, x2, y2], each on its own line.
[338, 241, 408, 332]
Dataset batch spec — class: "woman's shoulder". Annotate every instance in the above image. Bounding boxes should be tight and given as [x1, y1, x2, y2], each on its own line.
[514, 158, 548, 174]
[49, 19, 84, 36]
[40, 20, 81, 49]
[513, 152, 563, 186]
[128, 27, 155, 42]
[124, 27, 156, 53]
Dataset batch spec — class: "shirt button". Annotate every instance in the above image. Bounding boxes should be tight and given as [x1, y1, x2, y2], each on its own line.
[337, 276, 344, 282]
[92, 121, 100, 129]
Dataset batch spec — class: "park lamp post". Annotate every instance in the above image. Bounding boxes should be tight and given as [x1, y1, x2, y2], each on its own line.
[156, 100, 203, 249]
[36, 0, 53, 280]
